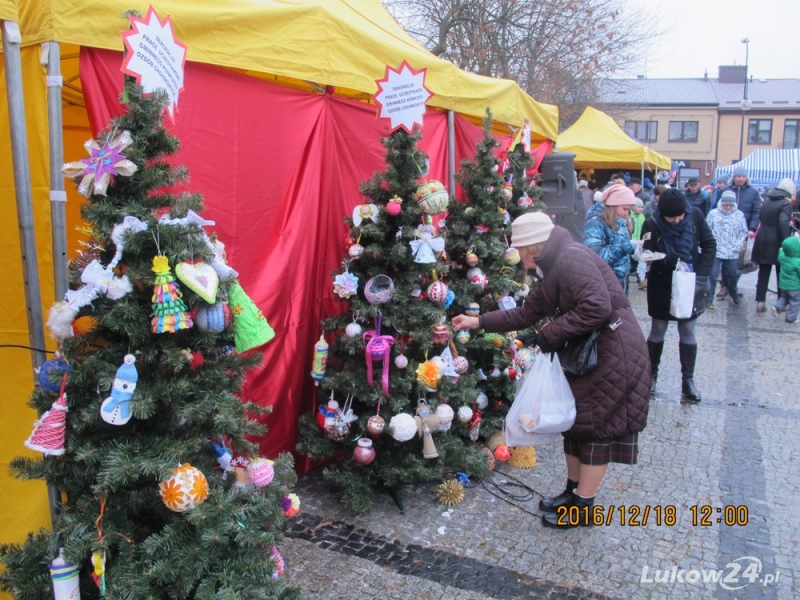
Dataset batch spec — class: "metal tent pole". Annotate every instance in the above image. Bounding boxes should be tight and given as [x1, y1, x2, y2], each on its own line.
[3, 21, 61, 525]
[46, 42, 68, 301]
[447, 110, 456, 195]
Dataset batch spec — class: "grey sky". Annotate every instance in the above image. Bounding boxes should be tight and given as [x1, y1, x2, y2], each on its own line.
[623, 0, 799, 79]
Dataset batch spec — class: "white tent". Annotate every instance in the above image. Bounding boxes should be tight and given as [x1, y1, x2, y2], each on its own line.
[716, 149, 800, 191]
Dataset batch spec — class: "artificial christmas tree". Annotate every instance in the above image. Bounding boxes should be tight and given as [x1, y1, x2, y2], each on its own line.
[0, 85, 299, 600]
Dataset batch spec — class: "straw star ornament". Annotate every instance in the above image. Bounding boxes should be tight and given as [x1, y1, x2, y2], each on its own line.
[62, 130, 138, 197]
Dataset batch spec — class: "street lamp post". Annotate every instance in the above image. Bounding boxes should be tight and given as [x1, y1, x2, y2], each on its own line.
[738, 38, 750, 161]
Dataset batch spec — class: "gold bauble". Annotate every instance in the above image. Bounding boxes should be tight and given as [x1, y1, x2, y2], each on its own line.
[436, 480, 465, 507]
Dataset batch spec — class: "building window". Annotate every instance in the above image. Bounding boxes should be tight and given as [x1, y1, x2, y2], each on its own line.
[784, 120, 800, 148]
[668, 121, 698, 142]
[625, 120, 658, 142]
[747, 119, 772, 144]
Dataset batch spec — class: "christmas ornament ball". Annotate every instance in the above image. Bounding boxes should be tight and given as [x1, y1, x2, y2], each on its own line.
[457, 406, 473, 422]
[367, 415, 386, 437]
[394, 354, 408, 369]
[465, 251, 479, 267]
[435, 404, 454, 431]
[415, 180, 449, 215]
[483, 446, 496, 471]
[455, 329, 470, 344]
[494, 445, 510, 462]
[464, 302, 480, 317]
[476, 392, 489, 410]
[518, 194, 532, 208]
[246, 457, 275, 487]
[516, 347, 537, 370]
[389, 413, 417, 442]
[453, 356, 469, 374]
[353, 438, 376, 465]
[348, 243, 364, 259]
[436, 480, 465, 507]
[37, 358, 71, 394]
[194, 302, 229, 332]
[506, 367, 518, 379]
[159, 463, 209, 512]
[503, 247, 521, 265]
[427, 281, 449, 304]
[431, 324, 451, 344]
[345, 322, 363, 337]
[386, 199, 402, 216]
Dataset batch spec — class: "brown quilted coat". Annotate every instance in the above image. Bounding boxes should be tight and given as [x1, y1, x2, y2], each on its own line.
[482, 226, 650, 442]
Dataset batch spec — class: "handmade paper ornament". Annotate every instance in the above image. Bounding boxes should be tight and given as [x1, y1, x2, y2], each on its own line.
[503, 181, 514, 199]
[476, 392, 489, 410]
[389, 413, 417, 442]
[194, 301, 232, 332]
[25, 374, 68, 456]
[333, 270, 359, 299]
[503, 247, 521, 265]
[324, 394, 357, 441]
[353, 438, 376, 465]
[282, 493, 301, 516]
[175, 261, 220, 304]
[468, 409, 482, 441]
[367, 415, 386, 438]
[500, 207, 511, 225]
[518, 193, 532, 208]
[431, 324, 451, 345]
[211, 441, 233, 475]
[269, 547, 285, 580]
[246, 457, 275, 487]
[386, 195, 403, 216]
[348, 243, 364, 259]
[435, 404, 454, 432]
[437, 480, 464, 507]
[467, 267, 488, 288]
[159, 463, 209, 512]
[415, 180, 449, 215]
[345, 321, 363, 338]
[394, 354, 408, 369]
[107, 215, 148, 269]
[36, 357, 72, 394]
[100, 354, 138, 426]
[409, 224, 445, 264]
[151, 255, 193, 333]
[91, 551, 106, 594]
[364, 275, 395, 305]
[464, 302, 480, 317]
[49, 549, 80, 600]
[456, 330, 470, 344]
[228, 282, 276, 353]
[498, 296, 517, 311]
[316, 399, 339, 430]
[415, 401, 441, 459]
[484, 446, 497, 471]
[465, 249, 479, 267]
[310, 334, 328, 385]
[363, 313, 395, 396]
[61, 130, 137, 197]
[229, 455, 252, 490]
[457, 405, 473, 422]
[427, 279, 449, 304]
[416, 359, 442, 391]
[352, 202, 380, 226]
[515, 347, 537, 370]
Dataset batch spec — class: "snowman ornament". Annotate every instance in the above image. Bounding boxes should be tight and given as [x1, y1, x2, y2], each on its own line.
[100, 354, 139, 425]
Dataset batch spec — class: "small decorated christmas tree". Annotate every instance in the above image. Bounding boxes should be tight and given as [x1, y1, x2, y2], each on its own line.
[0, 85, 299, 600]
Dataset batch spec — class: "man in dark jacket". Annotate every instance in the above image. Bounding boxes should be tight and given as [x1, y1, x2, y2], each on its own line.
[629, 177, 651, 206]
[684, 177, 710, 216]
[724, 166, 762, 235]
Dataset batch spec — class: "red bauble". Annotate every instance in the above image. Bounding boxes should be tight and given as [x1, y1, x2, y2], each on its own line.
[494, 445, 510, 461]
[353, 438, 376, 465]
[190, 351, 205, 371]
[508, 367, 518, 379]
[427, 281, 449, 304]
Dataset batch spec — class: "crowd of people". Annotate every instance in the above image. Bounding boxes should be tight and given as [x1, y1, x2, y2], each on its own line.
[450, 167, 798, 530]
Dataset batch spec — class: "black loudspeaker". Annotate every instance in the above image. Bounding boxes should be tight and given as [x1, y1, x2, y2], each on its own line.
[539, 152, 576, 214]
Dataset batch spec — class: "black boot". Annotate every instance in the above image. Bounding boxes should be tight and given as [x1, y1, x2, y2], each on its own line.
[679, 343, 702, 402]
[539, 479, 578, 513]
[542, 493, 595, 529]
[647, 341, 664, 395]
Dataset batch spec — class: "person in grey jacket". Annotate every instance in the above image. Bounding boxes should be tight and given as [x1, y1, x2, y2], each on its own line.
[724, 167, 762, 235]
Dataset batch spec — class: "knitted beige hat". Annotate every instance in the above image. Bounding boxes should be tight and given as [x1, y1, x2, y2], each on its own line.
[510, 212, 554, 247]
[776, 178, 796, 197]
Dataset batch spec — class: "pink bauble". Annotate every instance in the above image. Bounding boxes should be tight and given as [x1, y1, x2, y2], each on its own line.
[353, 438, 376, 465]
[427, 281, 449, 304]
[386, 200, 402, 216]
[453, 356, 469, 374]
[246, 457, 275, 487]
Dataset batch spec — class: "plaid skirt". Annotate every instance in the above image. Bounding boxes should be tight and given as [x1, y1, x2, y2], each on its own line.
[563, 432, 639, 466]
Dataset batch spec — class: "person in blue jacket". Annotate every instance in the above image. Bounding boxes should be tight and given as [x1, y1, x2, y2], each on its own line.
[584, 184, 636, 294]
[724, 167, 762, 236]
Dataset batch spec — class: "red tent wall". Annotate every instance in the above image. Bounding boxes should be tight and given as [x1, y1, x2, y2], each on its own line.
[78, 49, 543, 465]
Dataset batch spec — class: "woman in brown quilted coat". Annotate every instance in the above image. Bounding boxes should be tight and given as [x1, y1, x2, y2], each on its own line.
[453, 212, 650, 529]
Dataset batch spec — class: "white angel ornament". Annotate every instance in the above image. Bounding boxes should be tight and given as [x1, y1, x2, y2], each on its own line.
[409, 224, 445, 264]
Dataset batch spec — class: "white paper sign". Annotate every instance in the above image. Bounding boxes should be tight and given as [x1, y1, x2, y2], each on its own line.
[122, 6, 187, 121]
[373, 61, 433, 133]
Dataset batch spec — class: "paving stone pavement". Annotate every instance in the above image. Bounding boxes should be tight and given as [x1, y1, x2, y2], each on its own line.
[282, 269, 799, 600]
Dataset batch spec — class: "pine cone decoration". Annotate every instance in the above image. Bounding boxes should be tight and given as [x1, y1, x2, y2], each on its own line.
[436, 480, 464, 507]
[507, 446, 536, 469]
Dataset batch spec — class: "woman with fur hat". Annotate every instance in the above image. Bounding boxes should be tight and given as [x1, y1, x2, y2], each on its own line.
[583, 184, 636, 294]
[452, 212, 650, 529]
[641, 189, 716, 402]
[751, 178, 796, 312]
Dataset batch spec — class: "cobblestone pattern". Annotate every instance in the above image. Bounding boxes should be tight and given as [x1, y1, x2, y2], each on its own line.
[283, 270, 799, 599]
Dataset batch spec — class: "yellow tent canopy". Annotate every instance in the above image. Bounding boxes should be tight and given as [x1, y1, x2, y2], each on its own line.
[557, 106, 671, 170]
[0, 0, 558, 570]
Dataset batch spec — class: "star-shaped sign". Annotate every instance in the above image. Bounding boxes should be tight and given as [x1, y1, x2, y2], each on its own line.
[373, 61, 433, 133]
[121, 6, 188, 122]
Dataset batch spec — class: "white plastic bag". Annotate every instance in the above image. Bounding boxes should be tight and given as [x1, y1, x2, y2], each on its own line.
[744, 237, 754, 263]
[505, 353, 576, 447]
[669, 260, 696, 319]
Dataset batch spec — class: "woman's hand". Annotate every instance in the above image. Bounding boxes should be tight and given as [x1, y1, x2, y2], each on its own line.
[452, 315, 480, 331]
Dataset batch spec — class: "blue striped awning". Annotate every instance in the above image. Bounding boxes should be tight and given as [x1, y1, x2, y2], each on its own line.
[716, 148, 800, 190]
